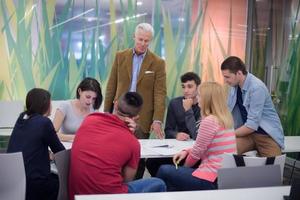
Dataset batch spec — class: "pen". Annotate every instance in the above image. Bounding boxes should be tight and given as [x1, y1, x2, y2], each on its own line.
[175, 161, 179, 170]
[153, 144, 169, 148]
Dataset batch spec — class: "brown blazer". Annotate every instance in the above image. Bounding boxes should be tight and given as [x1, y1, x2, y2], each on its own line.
[104, 48, 166, 138]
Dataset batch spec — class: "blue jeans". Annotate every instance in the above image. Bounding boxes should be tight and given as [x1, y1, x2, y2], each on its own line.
[127, 177, 166, 193]
[156, 165, 217, 191]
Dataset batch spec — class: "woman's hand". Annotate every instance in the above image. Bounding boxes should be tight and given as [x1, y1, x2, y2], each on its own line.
[173, 150, 188, 166]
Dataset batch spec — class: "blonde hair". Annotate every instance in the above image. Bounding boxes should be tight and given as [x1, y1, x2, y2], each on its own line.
[199, 82, 233, 129]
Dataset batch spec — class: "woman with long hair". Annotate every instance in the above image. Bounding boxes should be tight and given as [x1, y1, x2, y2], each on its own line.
[156, 82, 237, 191]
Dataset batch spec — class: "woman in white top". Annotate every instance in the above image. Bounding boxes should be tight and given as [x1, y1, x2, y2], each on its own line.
[53, 77, 102, 141]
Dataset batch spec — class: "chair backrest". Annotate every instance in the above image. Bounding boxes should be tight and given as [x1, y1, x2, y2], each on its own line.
[54, 149, 71, 200]
[221, 153, 286, 180]
[0, 152, 26, 200]
[218, 164, 282, 189]
[218, 153, 286, 189]
[0, 101, 24, 128]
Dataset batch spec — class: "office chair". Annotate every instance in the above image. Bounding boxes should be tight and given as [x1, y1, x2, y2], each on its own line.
[54, 149, 71, 200]
[0, 152, 26, 200]
[218, 153, 286, 189]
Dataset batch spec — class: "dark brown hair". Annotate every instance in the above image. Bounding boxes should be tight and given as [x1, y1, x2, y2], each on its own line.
[180, 72, 201, 85]
[76, 77, 102, 109]
[26, 88, 51, 116]
[221, 56, 248, 75]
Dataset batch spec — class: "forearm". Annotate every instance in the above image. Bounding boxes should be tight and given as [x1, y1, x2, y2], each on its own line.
[185, 109, 197, 140]
[57, 132, 75, 142]
[46, 124, 65, 153]
[235, 125, 255, 137]
[184, 153, 198, 167]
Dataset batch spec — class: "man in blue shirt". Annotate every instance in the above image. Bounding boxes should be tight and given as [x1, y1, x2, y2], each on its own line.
[221, 56, 284, 157]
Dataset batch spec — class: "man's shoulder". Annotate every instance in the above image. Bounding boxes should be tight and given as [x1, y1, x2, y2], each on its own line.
[116, 48, 132, 56]
[245, 73, 268, 93]
[87, 112, 120, 122]
[144, 49, 164, 62]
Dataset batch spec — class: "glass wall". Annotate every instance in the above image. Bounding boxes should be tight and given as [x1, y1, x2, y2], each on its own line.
[247, 0, 300, 136]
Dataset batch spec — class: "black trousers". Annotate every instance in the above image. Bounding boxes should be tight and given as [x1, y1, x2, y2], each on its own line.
[135, 158, 146, 179]
[146, 157, 202, 177]
[26, 173, 59, 200]
[146, 158, 174, 177]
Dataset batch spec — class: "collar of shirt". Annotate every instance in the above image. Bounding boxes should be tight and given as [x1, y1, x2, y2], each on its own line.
[132, 48, 147, 58]
[239, 72, 253, 93]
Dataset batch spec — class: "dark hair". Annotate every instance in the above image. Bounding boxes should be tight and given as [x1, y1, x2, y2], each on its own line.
[76, 77, 102, 110]
[117, 92, 143, 118]
[180, 72, 201, 85]
[26, 88, 51, 116]
[221, 56, 248, 75]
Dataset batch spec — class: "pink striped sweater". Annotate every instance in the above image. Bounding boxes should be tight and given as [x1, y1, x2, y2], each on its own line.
[185, 115, 237, 182]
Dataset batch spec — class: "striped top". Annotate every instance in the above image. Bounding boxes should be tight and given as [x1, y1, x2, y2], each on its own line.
[185, 115, 237, 182]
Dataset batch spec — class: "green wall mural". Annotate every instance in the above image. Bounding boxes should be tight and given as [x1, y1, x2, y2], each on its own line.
[0, 0, 205, 101]
[1, 0, 299, 136]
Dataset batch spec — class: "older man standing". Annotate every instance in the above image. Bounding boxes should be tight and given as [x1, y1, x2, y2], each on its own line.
[104, 23, 166, 139]
[104, 23, 167, 178]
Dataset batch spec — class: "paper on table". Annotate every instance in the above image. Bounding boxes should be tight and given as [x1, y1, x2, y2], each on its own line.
[141, 146, 160, 157]
[150, 146, 178, 156]
[146, 139, 172, 148]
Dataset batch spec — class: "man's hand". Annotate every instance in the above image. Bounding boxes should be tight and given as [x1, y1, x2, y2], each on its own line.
[151, 121, 164, 139]
[132, 115, 139, 122]
[176, 132, 190, 141]
[124, 117, 137, 133]
[182, 98, 193, 111]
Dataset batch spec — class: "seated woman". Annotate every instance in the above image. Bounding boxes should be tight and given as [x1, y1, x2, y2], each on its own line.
[156, 82, 237, 191]
[53, 77, 102, 141]
[7, 88, 65, 200]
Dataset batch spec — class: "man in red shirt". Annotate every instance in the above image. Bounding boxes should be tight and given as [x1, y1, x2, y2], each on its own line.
[69, 92, 166, 199]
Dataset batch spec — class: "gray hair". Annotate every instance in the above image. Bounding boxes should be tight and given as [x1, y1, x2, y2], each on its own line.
[135, 23, 154, 37]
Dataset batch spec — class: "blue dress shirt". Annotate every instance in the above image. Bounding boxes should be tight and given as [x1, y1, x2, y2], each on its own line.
[227, 73, 284, 149]
[129, 49, 146, 92]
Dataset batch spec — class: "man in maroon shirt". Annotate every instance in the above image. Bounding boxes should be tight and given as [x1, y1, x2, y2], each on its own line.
[69, 92, 166, 200]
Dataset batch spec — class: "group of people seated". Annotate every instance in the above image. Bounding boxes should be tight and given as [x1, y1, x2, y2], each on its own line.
[6, 23, 284, 200]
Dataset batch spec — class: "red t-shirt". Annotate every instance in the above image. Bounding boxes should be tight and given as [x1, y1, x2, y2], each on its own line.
[68, 113, 140, 200]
